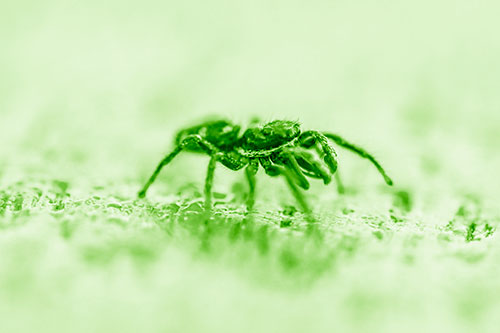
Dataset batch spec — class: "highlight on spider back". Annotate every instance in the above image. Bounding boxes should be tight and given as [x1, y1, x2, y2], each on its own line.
[138, 118, 393, 213]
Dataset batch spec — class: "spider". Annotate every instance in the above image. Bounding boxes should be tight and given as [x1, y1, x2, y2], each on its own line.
[138, 118, 393, 214]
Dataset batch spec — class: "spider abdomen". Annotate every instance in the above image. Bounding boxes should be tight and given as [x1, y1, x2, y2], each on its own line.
[174, 119, 241, 152]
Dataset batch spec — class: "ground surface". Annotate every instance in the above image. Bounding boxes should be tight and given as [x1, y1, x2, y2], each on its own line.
[1, 1, 500, 332]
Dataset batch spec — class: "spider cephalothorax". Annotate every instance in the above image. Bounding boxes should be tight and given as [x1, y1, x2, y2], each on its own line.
[240, 120, 301, 150]
[138, 118, 393, 215]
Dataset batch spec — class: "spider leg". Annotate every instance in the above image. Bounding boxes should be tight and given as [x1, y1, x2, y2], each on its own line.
[259, 157, 311, 216]
[245, 158, 259, 211]
[204, 153, 219, 210]
[217, 151, 249, 171]
[259, 157, 280, 177]
[274, 151, 310, 190]
[334, 170, 345, 194]
[138, 134, 220, 199]
[294, 147, 344, 193]
[323, 132, 393, 186]
[299, 131, 338, 174]
[138, 146, 183, 198]
[293, 148, 331, 185]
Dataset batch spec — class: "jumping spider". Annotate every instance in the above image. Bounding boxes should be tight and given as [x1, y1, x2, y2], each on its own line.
[138, 119, 393, 214]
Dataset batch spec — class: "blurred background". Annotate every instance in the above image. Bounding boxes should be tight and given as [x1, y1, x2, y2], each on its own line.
[1, 0, 499, 214]
[2, 1, 500, 332]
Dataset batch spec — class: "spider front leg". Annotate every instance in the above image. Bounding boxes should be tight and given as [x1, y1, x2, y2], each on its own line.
[259, 157, 312, 217]
[299, 131, 338, 174]
[323, 132, 393, 186]
[272, 150, 310, 190]
[292, 148, 331, 185]
[334, 171, 345, 194]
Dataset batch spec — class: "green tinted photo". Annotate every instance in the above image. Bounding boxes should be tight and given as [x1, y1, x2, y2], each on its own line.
[1, 1, 499, 332]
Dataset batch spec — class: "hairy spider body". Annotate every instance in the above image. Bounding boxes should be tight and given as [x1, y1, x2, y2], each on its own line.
[174, 119, 241, 152]
[138, 118, 393, 215]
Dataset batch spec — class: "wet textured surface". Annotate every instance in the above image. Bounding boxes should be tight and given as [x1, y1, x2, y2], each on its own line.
[1, 0, 500, 332]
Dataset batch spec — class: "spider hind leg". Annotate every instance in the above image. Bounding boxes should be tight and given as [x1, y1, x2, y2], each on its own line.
[138, 145, 183, 198]
[138, 135, 222, 211]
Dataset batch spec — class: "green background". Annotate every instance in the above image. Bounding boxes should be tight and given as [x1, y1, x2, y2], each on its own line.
[1, 1, 500, 332]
